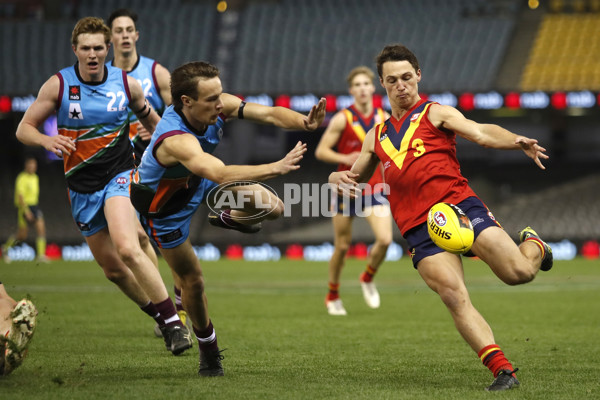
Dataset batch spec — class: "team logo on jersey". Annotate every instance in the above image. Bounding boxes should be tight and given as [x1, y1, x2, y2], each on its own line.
[115, 177, 128, 185]
[410, 112, 420, 122]
[68, 103, 83, 119]
[69, 85, 81, 101]
[217, 128, 223, 140]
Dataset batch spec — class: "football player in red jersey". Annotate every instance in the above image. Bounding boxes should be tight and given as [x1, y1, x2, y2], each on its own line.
[329, 44, 552, 391]
[315, 66, 392, 315]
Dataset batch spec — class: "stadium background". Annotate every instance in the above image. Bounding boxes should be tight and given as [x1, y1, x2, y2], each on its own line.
[0, 0, 599, 261]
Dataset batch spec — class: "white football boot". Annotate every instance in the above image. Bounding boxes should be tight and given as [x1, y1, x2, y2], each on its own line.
[326, 298, 347, 316]
[360, 281, 381, 309]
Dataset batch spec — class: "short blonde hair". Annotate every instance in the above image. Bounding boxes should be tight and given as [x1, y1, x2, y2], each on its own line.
[346, 66, 375, 87]
[71, 17, 111, 47]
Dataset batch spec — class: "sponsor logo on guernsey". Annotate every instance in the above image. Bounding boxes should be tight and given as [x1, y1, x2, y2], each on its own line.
[410, 112, 420, 122]
[77, 221, 90, 232]
[384, 161, 391, 170]
[69, 103, 83, 119]
[69, 85, 81, 100]
[488, 211, 496, 221]
[379, 133, 388, 142]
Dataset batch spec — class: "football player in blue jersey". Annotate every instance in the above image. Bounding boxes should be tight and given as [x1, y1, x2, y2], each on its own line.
[15, 17, 193, 356]
[107, 8, 171, 163]
[131, 61, 325, 376]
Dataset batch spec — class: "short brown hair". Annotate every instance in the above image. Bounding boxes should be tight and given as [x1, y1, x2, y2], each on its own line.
[71, 17, 111, 47]
[346, 66, 375, 87]
[376, 44, 420, 78]
[171, 61, 220, 110]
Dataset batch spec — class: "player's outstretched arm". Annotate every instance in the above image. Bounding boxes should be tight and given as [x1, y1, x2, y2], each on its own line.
[159, 134, 307, 183]
[16, 76, 76, 157]
[221, 93, 326, 131]
[430, 103, 549, 169]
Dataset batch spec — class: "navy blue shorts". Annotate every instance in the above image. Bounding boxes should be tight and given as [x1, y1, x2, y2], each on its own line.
[404, 196, 501, 268]
[331, 192, 389, 217]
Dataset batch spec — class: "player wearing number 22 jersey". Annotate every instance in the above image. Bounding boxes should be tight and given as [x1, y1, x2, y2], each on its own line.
[56, 63, 134, 195]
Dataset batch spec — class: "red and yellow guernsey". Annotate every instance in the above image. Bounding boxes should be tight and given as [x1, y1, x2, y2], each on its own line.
[373, 99, 476, 235]
[56, 63, 133, 193]
[337, 105, 386, 192]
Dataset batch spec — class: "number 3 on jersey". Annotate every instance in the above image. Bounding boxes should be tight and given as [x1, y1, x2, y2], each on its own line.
[412, 138, 426, 157]
[106, 91, 127, 112]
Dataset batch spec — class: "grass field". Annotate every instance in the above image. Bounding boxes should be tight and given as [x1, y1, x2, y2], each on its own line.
[1, 256, 599, 399]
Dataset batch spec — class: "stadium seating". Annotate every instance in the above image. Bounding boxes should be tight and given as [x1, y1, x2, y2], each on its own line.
[521, 13, 600, 91]
[230, 0, 517, 94]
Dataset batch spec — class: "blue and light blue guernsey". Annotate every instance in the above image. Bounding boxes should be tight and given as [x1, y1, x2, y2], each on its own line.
[56, 63, 133, 193]
[131, 105, 225, 218]
[107, 55, 166, 160]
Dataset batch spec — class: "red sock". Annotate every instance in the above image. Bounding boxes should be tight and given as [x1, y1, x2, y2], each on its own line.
[360, 265, 376, 283]
[525, 237, 546, 258]
[326, 282, 339, 301]
[478, 344, 515, 377]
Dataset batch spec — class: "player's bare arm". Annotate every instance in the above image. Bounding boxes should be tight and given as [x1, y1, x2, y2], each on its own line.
[128, 75, 160, 136]
[221, 93, 326, 131]
[329, 128, 380, 197]
[16, 75, 76, 157]
[154, 63, 172, 106]
[315, 111, 360, 166]
[429, 103, 549, 169]
[158, 134, 307, 183]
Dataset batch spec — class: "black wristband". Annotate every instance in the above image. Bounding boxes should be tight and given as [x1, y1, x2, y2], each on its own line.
[238, 101, 246, 119]
[141, 104, 152, 118]
[134, 99, 148, 114]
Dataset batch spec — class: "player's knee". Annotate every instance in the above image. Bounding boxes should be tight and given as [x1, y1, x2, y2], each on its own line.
[334, 240, 351, 254]
[114, 242, 142, 266]
[181, 274, 205, 295]
[264, 201, 284, 220]
[375, 234, 392, 248]
[102, 266, 128, 284]
[436, 286, 467, 311]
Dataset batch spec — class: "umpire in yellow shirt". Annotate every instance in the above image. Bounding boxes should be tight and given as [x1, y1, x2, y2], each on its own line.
[2, 157, 48, 263]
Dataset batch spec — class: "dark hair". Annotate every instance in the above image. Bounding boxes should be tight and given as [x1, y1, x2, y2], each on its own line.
[171, 61, 220, 110]
[107, 8, 138, 30]
[376, 44, 420, 78]
[71, 17, 111, 47]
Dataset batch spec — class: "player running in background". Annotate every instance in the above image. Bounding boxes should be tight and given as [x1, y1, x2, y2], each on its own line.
[329, 44, 552, 391]
[15, 17, 192, 356]
[2, 157, 49, 264]
[0, 281, 37, 376]
[131, 61, 325, 376]
[315, 66, 392, 316]
[107, 8, 171, 165]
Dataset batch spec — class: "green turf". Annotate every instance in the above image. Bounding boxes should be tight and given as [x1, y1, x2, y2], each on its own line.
[1, 256, 599, 399]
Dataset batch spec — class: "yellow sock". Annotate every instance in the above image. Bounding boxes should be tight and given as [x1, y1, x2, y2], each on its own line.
[36, 237, 46, 258]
